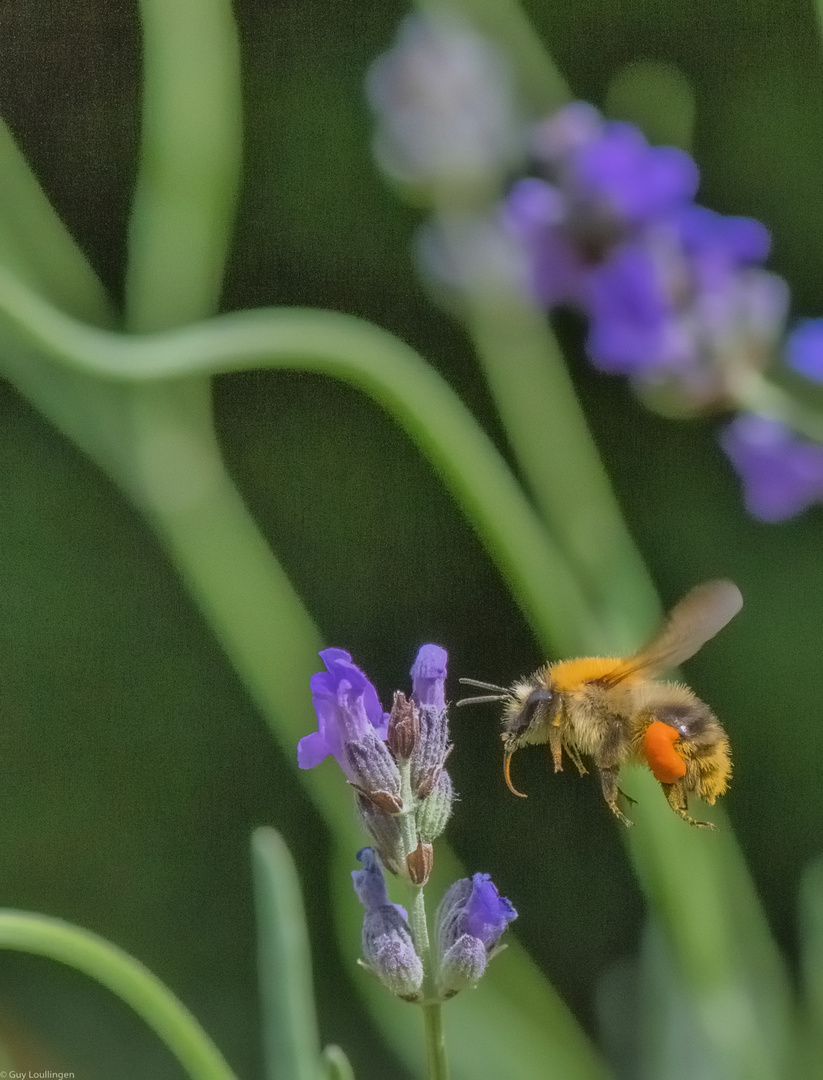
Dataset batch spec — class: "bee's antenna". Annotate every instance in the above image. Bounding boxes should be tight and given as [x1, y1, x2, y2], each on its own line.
[456, 677, 509, 708]
[458, 678, 508, 692]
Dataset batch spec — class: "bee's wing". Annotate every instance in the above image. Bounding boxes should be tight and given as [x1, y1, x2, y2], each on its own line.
[599, 580, 742, 687]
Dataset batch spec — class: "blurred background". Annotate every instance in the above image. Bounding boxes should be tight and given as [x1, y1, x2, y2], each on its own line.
[0, 0, 821, 1076]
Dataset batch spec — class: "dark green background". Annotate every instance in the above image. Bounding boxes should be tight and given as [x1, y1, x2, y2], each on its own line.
[0, 1, 821, 1076]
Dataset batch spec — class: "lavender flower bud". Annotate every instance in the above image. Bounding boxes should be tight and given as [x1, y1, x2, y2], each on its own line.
[409, 644, 451, 797]
[345, 727, 403, 811]
[435, 872, 517, 998]
[387, 691, 419, 759]
[416, 769, 454, 843]
[366, 13, 521, 194]
[356, 794, 403, 875]
[437, 934, 488, 998]
[353, 849, 424, 1000]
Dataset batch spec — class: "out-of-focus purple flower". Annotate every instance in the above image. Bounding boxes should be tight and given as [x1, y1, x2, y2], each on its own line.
[720, 414, 823, 521]
[786, 319, 823, 382]
[435, 872, 516, 997]
[366, 13, 521, 191]
[502, 101, 784, 391]
[353, 848, 423, 1000]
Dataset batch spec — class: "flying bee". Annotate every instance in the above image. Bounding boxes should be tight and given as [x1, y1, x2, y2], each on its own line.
[458, 580, 742, 829]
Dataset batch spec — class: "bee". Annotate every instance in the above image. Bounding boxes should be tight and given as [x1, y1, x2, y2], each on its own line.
[458, 580, 742, 828]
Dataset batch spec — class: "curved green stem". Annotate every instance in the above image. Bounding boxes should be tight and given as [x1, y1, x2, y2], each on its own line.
[0, 911, 237, 1080]
[0, 271, 600, 654]
[127, 0, 242, 331]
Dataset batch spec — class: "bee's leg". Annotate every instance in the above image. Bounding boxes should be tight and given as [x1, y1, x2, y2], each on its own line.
[596, 717, 633, 825]
[548, 721, 564, 773]
[617, 787, 637, 806]
[661, 782, 717, 830]
[599, 767, 634, 827]
[566, 743, 588, 776]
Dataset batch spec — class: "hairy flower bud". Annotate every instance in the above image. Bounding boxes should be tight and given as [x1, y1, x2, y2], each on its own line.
[353, 848, 424, 1000]
[416, 769, 454, 843]
[356, 794, 404, 875]
[435, 872, 516, 998]
[346, 727, 403, 810]
[387, 691, 419, 759]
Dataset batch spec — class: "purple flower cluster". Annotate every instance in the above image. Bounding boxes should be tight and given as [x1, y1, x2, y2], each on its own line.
[503, 100, 823, 520]
[435, 872, 517, 997]
[504, 102, 787, 384]
[300, 644, 516, 1001]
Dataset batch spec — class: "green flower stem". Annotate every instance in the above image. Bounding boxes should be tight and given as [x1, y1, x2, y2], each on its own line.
[0, 271, 600, 656]
[422, 1001, 450, 1080]
[730, 368, 823, 443]
[127, 0, 242, 331]
[0, 911, 237, 1080]
[440, 227, 661, 652]
[0, 117, 115, 328]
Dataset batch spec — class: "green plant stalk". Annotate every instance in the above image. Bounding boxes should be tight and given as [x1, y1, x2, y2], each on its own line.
[318, 1045, 357, 1080]
[423, 1002, 450, 1080]
[448, 248, 661, 653]
[0, 911, 237, 1080]
[0, 272, 600, 656]
[252, 828, 322, 1080]
[127, 0, 242, 331]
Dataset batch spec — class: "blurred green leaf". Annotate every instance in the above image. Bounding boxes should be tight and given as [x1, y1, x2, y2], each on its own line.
[252, 827, 321, 1080]
[318, 1045, 357, 1080]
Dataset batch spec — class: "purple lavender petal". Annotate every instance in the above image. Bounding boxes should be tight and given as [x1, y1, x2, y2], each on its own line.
[674, 205, 770, 265]
[299, 649, 389, 773]
[410, 643, 448, 710]
[720, 414, 823, 521]
[352, 847, 391, 910]
[296, 730, 333, 770]
[531, 101, 603, 162]
[787, 319, 823, 382]
[584, 242, 692, 374]
[572, 122, 698, 224]
[462, 873, 517, 948]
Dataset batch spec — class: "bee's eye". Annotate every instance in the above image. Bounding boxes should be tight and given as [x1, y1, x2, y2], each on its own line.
[510, 687, 554, 736]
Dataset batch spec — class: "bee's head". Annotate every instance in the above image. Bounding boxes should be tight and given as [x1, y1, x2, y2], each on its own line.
[501, 678, 560, 797]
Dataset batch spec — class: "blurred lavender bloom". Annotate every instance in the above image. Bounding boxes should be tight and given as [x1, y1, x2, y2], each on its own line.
[367, 13, 521, 193]
[720, 414, 823, 521]
[353, 848, 423, 1000]
[435, 872, 517, 997]
[786, 319, 823, 381]
[503, 101, 784, 390]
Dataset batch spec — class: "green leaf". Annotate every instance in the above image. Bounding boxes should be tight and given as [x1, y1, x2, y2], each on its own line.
[0, 910, 236, 1080]
[317, 1045, 357, 1080]
[252, 827, 322, 1080]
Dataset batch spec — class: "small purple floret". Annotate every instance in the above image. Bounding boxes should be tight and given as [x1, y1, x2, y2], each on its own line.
[461, 873, 518, 948]
[786, 319, 823, 382]
[721, 414, 823, 521]
[410, 643, 448, 710]
[298, 648, 389, 776]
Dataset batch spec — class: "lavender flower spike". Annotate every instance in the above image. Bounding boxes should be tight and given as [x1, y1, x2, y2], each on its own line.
[353, 848, 424, 1001]
[435, 873, 517, 997]
[411, 643, 448, 710]
[409, 644, 451, 798]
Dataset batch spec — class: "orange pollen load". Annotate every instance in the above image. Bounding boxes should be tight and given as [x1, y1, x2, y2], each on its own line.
[643, 720, 687, 784]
